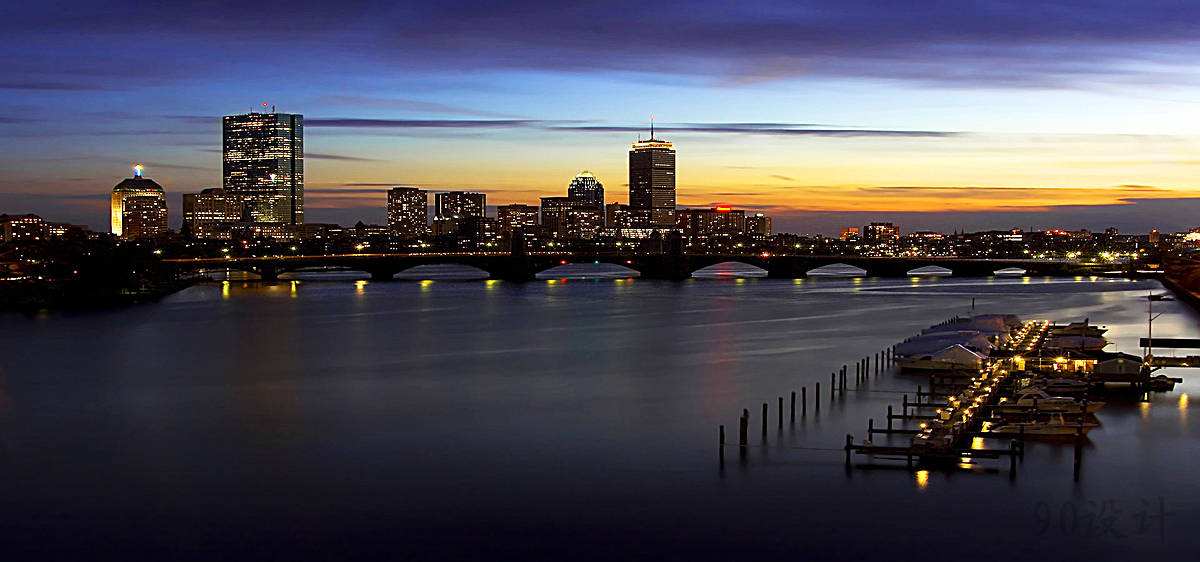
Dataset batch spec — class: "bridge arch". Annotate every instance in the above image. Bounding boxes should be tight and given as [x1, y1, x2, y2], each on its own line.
[534, 262, 640, 279]
[395, 263, 490, 280]
[691, 261, 768, 278]
[806, 263, 867, 277]
[907, 265, 953, 277]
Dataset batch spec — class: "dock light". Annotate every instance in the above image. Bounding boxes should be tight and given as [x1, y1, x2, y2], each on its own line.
[560, 260, 568, 265]
[920, 423, 927, 429]
[1055, 357, 1066, 363]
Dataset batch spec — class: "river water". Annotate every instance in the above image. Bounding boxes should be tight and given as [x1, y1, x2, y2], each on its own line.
[0, 273, 1195, 560]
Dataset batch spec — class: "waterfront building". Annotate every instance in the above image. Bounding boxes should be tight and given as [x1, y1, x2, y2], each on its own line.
[45, 222, 87, 239]
[628, 126, 676, 229]
[567, 171, 604, 213]
[565, 209, 604, 239]
[182, 188, 243, 240]
[745, 213, 772, 236]
[497, 204, 539, 236]
[539, 196, 574, 238]
[0, 214, 46, 242]
[387, 187, 429, 239]
[840, 227, 860, 241]
[863, 222, 900, 245]
[678, 206, 745, 237]
[435, 191, 485, 219]
[222, 111, 304, 224]
[111, 164, 166, 237]
[121, 196, 168, 239]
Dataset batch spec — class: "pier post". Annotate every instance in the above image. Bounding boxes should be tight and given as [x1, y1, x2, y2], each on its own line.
[778, 396, 783, 428]
[802, 386, 808, 416]
[761, 403, 768, 437]
[790, 391, 796, 423]
[868, 418, 874, 436]
[844, 434, 853, 467]
[831, 373, 836, 399]
[815, 383, 821, 412]
[866, 357, 870, 377]
[887, 405, 893, 431]
[719, 425, 725, 462]
[1073, 427, 1083, 481]
[903, 394, 909, 416]
[739, 409, 748, 449]
[1009, 439, 1018, 473]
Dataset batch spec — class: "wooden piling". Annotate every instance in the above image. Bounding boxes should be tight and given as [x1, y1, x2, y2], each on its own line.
[1009, 439, 1017, 473]
[790, 391, 796, 422]
[887, 405, 893, 431]
[761, 402, 768, 437]
[844, 434, 853, 467]
[868, 418, 874, 435]
[739, 409, 748, 448]
[815, 383, 821, 412]
[802, 386, 808, 416]
[778, 396, 783, 428]
[831, 373, 836, 398]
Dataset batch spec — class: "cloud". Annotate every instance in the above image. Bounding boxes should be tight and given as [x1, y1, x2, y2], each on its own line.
[306, 153, 379, 162]
[0, 81, 105, 91]
[306, 118, 543, 128]
[8, 2, 1200, 90]
[317, 95, 523, 119]
[555, 124, 957, 137]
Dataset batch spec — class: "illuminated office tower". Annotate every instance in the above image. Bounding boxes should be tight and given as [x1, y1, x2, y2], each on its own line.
[434, 191, 485, 219]
[182, 188, 243, 239]
[628, 123, 676, 228]
[121, 196, 168, 239]
[387, 186, 429, 239]
[497, 204, 538, 236]
[539, 196, 573, 238]
[567, 171, 604, 212]
[863, 222, 900, 245]
[111, 164, 165, 237]
[745, 213, 772, 236]
[222, 111, 304, 224]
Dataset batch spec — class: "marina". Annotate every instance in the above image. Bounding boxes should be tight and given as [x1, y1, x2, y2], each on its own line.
[721, 301, 1192, 482]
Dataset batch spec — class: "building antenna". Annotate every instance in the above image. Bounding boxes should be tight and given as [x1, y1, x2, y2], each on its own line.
[650, 114, 655, 139]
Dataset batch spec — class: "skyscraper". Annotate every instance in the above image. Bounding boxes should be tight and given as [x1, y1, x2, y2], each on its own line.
[628, 124, 676, 229]
[567, 171, 604, 212]
[111, 164, 165, 237]
[434, 191, 486, 219]
[222, 111, 304, 224]
[387, 186, 429, 239]
[497, 204, 538, 236]
[121, 196, 168, 239]
[182, 188, 243, 239]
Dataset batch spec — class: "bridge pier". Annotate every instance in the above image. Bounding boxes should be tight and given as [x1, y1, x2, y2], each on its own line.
[368, 269, 398, 281]
[255, 267, 280, 281]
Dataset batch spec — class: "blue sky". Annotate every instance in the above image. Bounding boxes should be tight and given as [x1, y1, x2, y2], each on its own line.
[5, 1, 1200, 233]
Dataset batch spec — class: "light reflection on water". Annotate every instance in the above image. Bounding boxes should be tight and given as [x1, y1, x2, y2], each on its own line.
[0, 275, 1196, 559]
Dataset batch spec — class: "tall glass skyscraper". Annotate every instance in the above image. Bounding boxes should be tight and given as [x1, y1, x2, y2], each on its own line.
[222, 111, 304, 224]
[567, 171, 604, 212]
[628, 131, 675, 229]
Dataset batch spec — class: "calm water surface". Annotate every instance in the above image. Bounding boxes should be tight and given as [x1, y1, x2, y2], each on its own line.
[0, 275, 1196, 560]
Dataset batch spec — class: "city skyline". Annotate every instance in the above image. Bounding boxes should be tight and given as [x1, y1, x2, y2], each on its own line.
[9, 3, 1200, 233]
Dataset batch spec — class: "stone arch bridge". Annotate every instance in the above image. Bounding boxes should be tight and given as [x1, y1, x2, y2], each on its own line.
[165, 251, 1103, 282]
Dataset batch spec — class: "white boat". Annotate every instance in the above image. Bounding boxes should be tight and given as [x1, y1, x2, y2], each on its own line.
[993, 388, 1104, 413]
[984, 414, 1099, 435]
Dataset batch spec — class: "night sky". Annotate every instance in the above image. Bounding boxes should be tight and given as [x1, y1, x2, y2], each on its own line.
[5, 1, 1200, 233]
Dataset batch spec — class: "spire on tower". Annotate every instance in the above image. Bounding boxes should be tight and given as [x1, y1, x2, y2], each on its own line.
[650, 114, 655, 140]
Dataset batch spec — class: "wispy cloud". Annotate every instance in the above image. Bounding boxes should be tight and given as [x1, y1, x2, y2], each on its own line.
[317, 95, 523, 119]
[307, 153, 379, 162]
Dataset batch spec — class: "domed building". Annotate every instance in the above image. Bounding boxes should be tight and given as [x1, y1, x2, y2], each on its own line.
[110, 164, 166, 238]
[567, 171, 604, 212]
